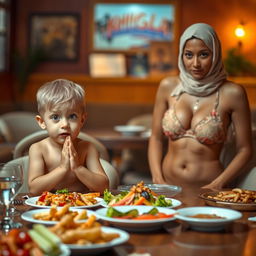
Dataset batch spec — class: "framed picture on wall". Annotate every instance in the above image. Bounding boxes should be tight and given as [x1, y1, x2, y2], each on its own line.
[89, 53, 126, 77]
[91, 1, 176, 52]
[29, 13, 80, 61]
[148, 41, 177, 76]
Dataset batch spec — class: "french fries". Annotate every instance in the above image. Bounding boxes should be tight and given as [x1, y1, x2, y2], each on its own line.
[33, 205, 88, 221]
[48, 212, 120, 245]
[207, 188, 256, 203]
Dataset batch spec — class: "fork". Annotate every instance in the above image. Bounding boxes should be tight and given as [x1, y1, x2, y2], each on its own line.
[13, 199, 24, 205]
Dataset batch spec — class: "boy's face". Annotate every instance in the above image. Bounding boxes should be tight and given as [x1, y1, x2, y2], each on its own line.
[36, 103, 86, 144]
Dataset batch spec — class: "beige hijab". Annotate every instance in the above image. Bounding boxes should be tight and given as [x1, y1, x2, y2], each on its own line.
[171, 23, 227, 97]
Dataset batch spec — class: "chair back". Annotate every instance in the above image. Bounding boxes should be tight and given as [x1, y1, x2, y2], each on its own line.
[14, 130, 109, 161]
[221, 128, 256, 190]
[6, 156, 118, 193]
[0, 111, 40, 143]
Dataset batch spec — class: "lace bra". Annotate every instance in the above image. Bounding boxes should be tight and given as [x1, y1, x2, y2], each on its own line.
[162, 91, 226, 145]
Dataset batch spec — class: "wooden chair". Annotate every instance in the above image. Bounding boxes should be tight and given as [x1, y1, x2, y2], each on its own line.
[220, 127, 256, 190]
[0, 111, 40, 143]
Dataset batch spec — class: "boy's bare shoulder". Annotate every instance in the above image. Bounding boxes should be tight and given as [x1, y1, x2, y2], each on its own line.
[29, 137, 49, 152]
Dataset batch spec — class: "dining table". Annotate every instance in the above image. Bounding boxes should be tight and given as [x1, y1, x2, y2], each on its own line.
[9, 187, 256, 256]
[85, 128, 149, 162]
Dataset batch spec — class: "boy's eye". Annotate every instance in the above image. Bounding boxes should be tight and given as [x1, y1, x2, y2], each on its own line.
[50, 114, 60, 121]
[69, 113, 78, 120]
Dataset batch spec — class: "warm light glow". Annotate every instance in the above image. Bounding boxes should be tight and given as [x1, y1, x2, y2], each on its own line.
[235, 26, 245, 38]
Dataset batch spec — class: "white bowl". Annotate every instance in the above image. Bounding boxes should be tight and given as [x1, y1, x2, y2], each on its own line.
[95, 205, 176, 232]
[176, 206, 242, 232]
[114, 125, 146, 136]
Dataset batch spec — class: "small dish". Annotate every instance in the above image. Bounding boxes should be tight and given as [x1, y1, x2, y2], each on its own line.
[199, 191, 256, 211]
[95, 205, 176, 232]
[118, 184, 182, 197]
[176, 206, 242, 232]
[25, 196, 103, 209]
[114, 125, 146, 136]
[67, 226, 129, 254]
[21, 208, 95, 225]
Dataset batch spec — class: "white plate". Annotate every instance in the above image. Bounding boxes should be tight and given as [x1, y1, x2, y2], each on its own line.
[59, 244, 71, 256]
[21, 208, 96, 225]
[95, 205, 176, 232]
[67, 226, 129, 255]
[25, 196, 103, 209]
[100, 197, 182, 209]
[114, 125, 146, 136]
[176, 206, 242, 232]
[118, 184, 182, 197]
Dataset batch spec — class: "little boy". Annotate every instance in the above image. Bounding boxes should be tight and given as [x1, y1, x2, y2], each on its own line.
[28, 79, 109, 195]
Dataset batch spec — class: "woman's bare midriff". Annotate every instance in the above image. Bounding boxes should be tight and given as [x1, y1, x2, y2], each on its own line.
[162, 138, 224, 188]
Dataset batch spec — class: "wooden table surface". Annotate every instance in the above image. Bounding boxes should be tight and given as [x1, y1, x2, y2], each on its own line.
[12, 188, 256, 256]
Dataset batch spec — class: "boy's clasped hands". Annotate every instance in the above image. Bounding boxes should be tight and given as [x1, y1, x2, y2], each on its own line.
[61, 136, 80, 172]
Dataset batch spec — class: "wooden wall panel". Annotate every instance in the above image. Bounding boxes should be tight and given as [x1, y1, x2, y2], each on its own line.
[21, 74, 256, 108]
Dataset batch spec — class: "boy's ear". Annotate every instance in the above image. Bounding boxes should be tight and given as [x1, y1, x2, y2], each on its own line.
[36, 115, 46, 129]
[81, 112, 87, 126]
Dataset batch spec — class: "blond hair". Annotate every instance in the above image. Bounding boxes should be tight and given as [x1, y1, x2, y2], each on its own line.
[37, 79, 85, 114]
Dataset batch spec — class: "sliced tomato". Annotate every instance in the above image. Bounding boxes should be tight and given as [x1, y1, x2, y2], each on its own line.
[110, 191, 135, 206]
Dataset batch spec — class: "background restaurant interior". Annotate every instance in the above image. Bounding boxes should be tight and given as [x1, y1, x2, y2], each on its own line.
[1, 0, 256, 184]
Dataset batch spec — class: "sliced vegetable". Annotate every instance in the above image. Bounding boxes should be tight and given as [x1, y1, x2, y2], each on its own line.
[154, 195, 172, 207]
[110, 191, 135, 206]
[103, 189, 115, 203]
[28, 224, 61, 256]
[33, 224, 61, 247]
[28, 230, 54, 255]
[134, 196, 146, 205]
[56, 188, 69, 194]
[147, 207, 159, 215]
[106, 207, 139, 218]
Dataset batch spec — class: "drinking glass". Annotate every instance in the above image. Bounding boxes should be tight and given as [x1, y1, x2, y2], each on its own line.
[0, 163, 23, 232]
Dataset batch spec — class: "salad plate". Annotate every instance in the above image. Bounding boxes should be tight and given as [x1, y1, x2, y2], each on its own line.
[25, 196, 103, 209]
[176, 206, 242, 232]
[67, 227, 129, 254]
[21, 208, 96, 225]
[118, 184, 182, 197]
[100, 197, 181, 209]
[95, 205, 177, 232]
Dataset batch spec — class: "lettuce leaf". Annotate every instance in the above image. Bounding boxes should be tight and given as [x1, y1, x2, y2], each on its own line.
[153, 195, 172, 207]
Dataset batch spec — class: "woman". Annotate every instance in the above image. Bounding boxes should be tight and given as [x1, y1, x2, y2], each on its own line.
[148, 23, 252, 191]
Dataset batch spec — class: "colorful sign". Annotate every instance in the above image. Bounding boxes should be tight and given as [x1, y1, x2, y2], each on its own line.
[94, 4, 174, 50]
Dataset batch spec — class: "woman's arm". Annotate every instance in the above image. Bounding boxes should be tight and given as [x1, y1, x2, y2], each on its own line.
[148, 78, 173, 184]
[203, 83, 253, 190]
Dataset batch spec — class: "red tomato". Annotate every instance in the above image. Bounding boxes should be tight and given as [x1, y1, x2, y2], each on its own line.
[16, 249, 30, 256]
[16, 231, 32, 245]
[1, 248, 13, 256]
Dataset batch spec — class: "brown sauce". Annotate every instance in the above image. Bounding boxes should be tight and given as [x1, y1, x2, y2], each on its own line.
[189, 214, 225, 219]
